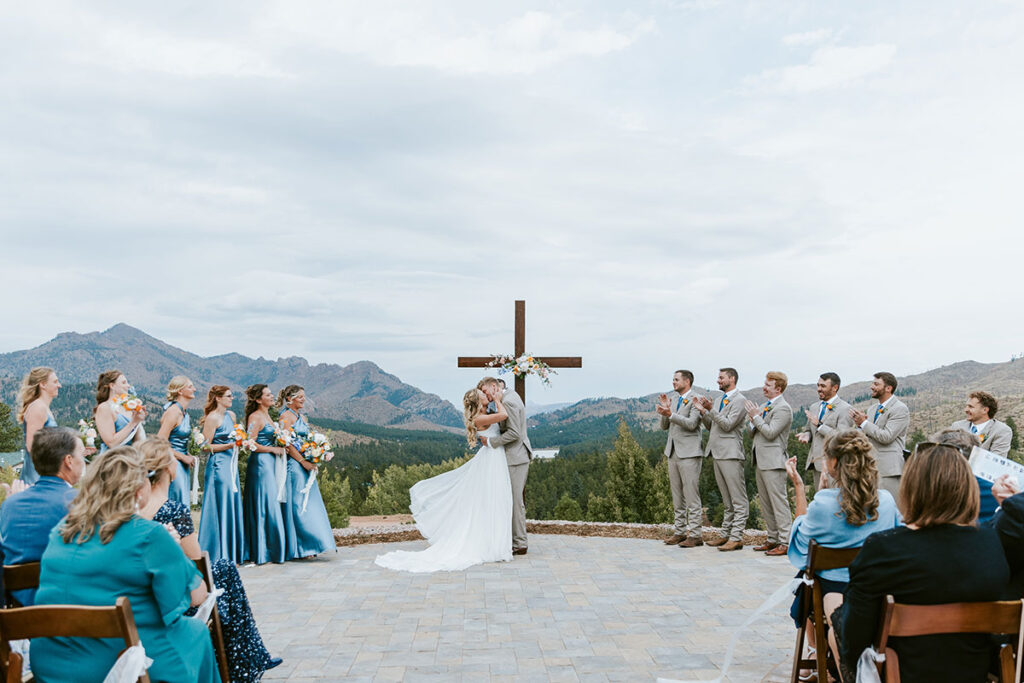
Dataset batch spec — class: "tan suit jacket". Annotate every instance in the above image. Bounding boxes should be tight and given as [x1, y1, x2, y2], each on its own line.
[702, 391, 747, 460]
[750, 395, 792, 470]
[490, 390, 533, 466]
[860, 398, 910, 477]
[660, 392, 703, 459]
[805, 397, 854, 470]
[951, 418, 1013, 458]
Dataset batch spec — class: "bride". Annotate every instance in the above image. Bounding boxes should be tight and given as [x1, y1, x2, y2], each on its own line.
[375, 386, 513, 572]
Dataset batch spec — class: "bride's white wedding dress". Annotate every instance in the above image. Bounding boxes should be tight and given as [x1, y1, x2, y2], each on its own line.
[375, 423, 513, 572]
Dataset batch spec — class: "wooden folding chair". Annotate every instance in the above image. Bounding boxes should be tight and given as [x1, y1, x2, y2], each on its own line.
[194, 551, 231, 683]
[0, 595, 150, 682]
[790, 541, 861, 683]
[874, 595, 1023, 682]
[1, 563, 40, 608]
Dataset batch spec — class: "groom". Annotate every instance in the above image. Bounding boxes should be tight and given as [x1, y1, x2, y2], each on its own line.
[478, 377, 533, 555]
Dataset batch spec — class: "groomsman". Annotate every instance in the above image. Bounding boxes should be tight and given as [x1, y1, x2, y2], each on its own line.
[851, 372, 909, 502]
[696, 368, 748, 552]
[745, 372, 793, 556]
[656, 370, 703, 548]
[798, 372, 854, 491]
[951, 391, 1012, 457]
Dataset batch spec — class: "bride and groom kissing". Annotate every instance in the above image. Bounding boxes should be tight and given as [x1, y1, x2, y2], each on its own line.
[375, 377, 532, 573]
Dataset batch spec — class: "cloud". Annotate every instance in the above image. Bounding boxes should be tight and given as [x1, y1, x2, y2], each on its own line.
[753, 44, 897, 93]
[782, 29, 834, 46]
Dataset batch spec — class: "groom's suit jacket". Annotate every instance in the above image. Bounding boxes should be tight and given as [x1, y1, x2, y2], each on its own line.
[491, 390, 533, 466]
[952, 418, 1013, 457]
[805, 397, 854, 470]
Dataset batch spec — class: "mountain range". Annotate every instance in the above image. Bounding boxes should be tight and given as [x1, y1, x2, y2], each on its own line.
[0, 324, 463, 430]
[2, 324, 1021, 439]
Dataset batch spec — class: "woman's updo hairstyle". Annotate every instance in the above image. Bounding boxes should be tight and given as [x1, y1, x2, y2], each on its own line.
[95, 370, 124, 409]
[276, 385, 304, 409]
[244, 384, 268, 426]
[823, 430, 880, 527]
[165, 375, 191, 403]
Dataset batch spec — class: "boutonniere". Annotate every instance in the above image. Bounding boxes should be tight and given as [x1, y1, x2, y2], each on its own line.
[825, 403, 834, 411]
[877, 406, 886, 415]
[979, 433, 987, 443]
[682, 398, 689, 405]
[722, 399, 730, 407]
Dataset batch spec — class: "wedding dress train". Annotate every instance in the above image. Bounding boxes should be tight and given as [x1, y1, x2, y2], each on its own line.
[375, 423, 513, 572]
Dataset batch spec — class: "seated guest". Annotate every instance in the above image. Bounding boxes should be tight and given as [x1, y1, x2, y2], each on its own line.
[784, 431, 901, 672]
[138, 439, 280, 682]
[826, 442, 1009, 682]
[0, 427, 84, 605]
[30, 446, 219, 683]
[930, 427, 993, 523]
[990, 475, 1024, 596]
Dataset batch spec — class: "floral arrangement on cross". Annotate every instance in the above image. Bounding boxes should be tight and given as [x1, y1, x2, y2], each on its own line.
[487, 353, 556, 386]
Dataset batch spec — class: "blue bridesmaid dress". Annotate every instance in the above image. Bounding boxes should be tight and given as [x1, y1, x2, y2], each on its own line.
[19, 410, 58, 485]
[242, 423, 287, 564]
[281, 409, 336, 558]
[198, 413, 247, 564]
[163, 401, 192, 506]
[98, 412, 133, 455]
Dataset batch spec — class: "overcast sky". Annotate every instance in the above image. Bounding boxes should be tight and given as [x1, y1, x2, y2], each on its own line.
[2, 1, 1023, 407]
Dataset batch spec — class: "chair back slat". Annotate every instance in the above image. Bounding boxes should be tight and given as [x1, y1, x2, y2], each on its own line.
[886, 598, 1023, 637]
[2, 564, 40, 593]
[806, 541, 860, 574]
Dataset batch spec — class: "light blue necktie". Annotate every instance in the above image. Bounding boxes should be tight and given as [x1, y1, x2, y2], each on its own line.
[719, 395, 727, 411]
[970, 424, 978, 434]
[676, 396, 683, 411]
[818, 402, 828, 422]
[873, 405, 883, 423]
[761, 401, 771, 419]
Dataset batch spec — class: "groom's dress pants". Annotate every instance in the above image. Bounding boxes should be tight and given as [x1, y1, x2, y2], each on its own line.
[509, 462, 530, 550]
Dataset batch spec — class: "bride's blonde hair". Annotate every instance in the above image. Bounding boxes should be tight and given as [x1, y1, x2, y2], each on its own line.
[463, 389, 484, 447]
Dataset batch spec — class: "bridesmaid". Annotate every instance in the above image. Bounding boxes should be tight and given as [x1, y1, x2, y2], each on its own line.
[16, 367, 61, 485]
[197, 385, 246, 565]
[157, 376, 197, 506]
[242, 384, 287, 564]
[95, 369, 147, 454]
[277, 385, 335, 558]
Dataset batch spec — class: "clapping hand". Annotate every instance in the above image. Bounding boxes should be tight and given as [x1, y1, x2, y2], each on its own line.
[743, 400, 759, 419]
[850, 408, 867, 426]
[784, 456, 802, 486]
[656, 394, 671, 416]
[797, 432, 811, 444]
[804, 407, 820, 427]
[992, 474, 1021, 506]
[1, 480, 28, 498]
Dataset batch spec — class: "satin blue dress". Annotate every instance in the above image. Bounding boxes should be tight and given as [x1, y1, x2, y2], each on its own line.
[198, 412, 246, 564]
[280, 410, 335, 558]
[242, 423, 287, 564]
[19, 409, 58, 485]
[31, 517, 218, 683]
[164, 401, 193, 506]
[98, 412, 134, 455]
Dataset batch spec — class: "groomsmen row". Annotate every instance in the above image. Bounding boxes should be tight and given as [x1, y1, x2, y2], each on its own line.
[656, 368, 1012, 555]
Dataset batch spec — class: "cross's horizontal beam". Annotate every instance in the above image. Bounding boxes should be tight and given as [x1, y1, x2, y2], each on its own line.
[457, 356, 582, 369]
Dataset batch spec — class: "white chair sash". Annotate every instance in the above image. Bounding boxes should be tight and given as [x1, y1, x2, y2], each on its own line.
[192, 586, 225, 624]
[855, 646, 885, 683]
[102, 644, 152, 683]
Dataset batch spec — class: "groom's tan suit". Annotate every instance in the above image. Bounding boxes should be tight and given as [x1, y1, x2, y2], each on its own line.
[750, 395, 793, 546]
[490, 389, 533, 551]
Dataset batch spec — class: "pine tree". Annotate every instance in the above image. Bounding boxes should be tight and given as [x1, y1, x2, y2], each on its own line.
[1007, 416, 1020, 451]
[602, 419, 659, 523]
[553, 492, 583, 521]
[0, 402, 21, 452]
[319, 469, 353, 528]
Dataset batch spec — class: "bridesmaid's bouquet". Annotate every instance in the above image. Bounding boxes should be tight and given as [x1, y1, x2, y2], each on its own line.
[299, 431, 334, 465]
[231, 423, 256, 453]
[77, 418, 97, 448]
[187, 427, 206, 456]
[115, 392, 145, 414]
[272, 422, 295, 450]
[487, 353, 556, 386]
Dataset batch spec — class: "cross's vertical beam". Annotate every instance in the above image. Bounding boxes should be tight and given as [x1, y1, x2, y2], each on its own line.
[514, 300, 526, 404]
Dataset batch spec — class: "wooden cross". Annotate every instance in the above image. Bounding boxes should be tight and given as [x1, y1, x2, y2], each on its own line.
[458, 300, 583, 405]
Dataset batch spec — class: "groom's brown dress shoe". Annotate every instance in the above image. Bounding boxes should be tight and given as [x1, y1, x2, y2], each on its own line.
[678, 537, 703, 548]
[753, 542, 778, 552]
[718, 540, 743, 552]
[512, 548, 528, 556]
[765, 545, 788, 557]
[705, 536, 728, 547]
[664, 534, 686, 545]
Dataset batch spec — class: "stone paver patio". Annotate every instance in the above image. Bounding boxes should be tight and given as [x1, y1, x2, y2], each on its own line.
[241, 535, 797, 682]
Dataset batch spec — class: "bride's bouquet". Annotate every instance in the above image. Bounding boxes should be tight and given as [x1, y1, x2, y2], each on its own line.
[487, 353, 556, 386]
[77, 418, 97, 448]
[299, 431, 334, 465]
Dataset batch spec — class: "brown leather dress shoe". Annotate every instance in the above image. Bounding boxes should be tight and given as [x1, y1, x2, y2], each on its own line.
[705, 536, 728, 547]
[753, 542, 779, 552]
[718, 540, 743, 552]
[678, 537, 704, 548]
[664, 534, 686, 545]
[765, 544, 788, 557]
[512, 547, 528, 556]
